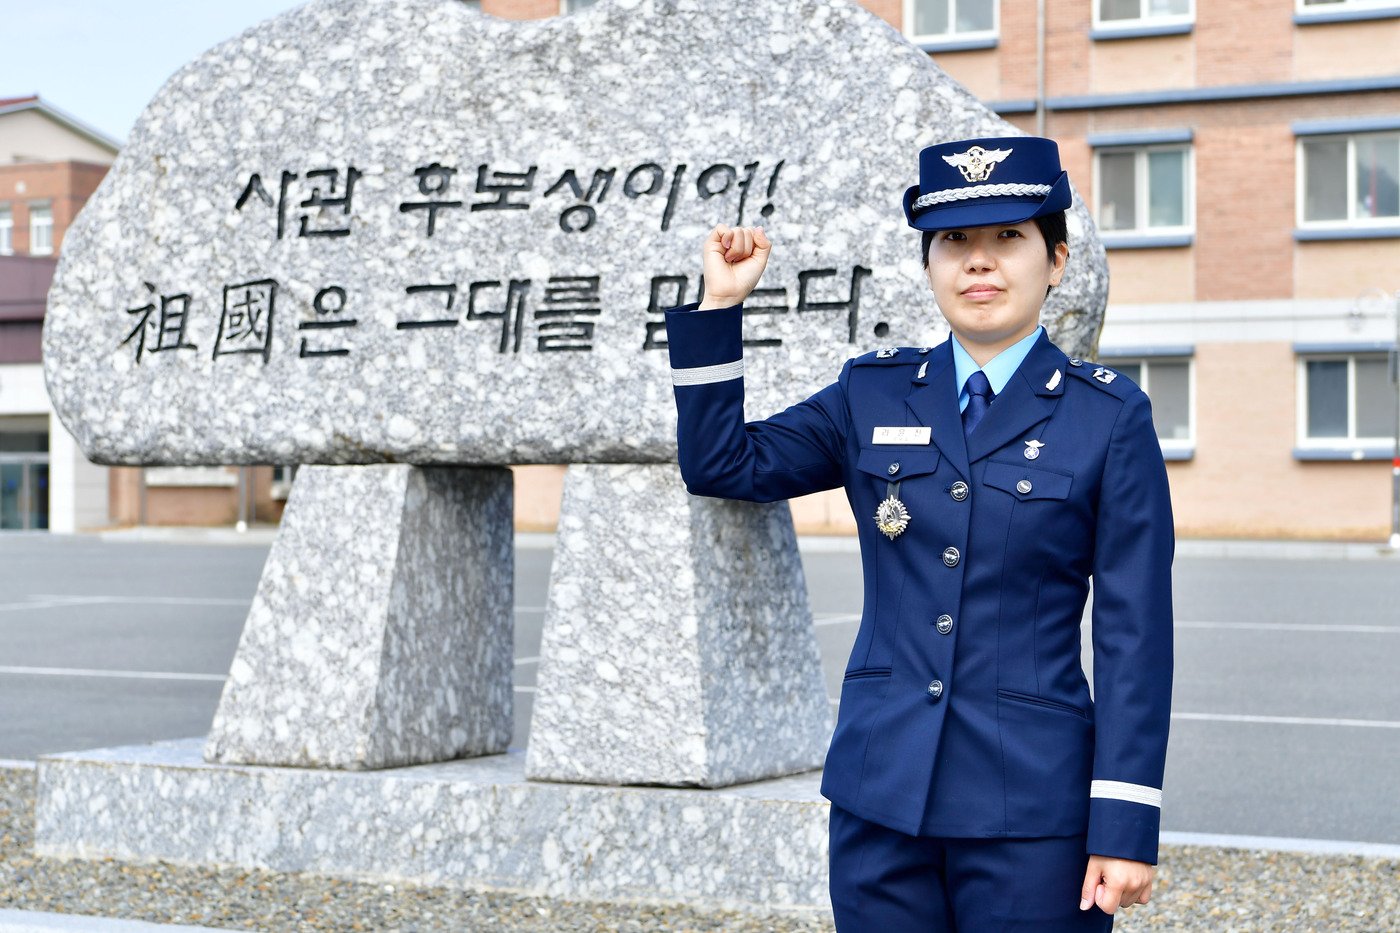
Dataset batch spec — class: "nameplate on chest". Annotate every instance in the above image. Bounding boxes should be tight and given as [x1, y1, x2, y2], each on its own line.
[872, 426, 932, 445]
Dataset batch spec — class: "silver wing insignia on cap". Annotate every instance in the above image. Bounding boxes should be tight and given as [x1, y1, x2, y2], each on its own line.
[942, 146, 1013, 183]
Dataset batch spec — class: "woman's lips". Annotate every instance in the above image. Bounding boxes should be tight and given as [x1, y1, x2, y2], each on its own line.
[961, 286, 1002, 300]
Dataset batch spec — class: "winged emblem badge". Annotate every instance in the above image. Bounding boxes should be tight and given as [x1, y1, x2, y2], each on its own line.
[942, 145, 1013, 183]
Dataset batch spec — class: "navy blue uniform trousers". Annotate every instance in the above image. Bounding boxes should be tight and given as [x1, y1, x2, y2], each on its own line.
[830, 803, 1115, 932]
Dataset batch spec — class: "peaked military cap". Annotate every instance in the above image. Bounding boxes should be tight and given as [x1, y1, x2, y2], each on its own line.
[902, 135, 1072, 231]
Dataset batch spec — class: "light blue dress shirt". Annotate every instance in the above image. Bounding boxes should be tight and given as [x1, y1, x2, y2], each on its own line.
[951, 326, 1044, 413]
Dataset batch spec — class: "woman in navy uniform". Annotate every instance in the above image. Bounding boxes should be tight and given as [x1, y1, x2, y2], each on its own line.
[663, 136, 1174, 931]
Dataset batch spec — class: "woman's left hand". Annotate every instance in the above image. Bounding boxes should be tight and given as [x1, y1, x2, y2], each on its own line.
[1079, 855, 1154, 914]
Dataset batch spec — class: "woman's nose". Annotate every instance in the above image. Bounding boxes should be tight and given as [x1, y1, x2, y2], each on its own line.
[964, 242, 995, 271]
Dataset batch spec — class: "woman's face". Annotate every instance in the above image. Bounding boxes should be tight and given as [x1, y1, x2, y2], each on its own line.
[924, 220, 1068, 350]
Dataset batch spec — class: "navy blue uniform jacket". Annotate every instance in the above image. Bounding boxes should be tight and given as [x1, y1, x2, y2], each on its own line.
[665, 301, 1175, 865]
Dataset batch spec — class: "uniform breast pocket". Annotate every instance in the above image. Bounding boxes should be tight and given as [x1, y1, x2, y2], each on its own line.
[855, 447, 941, 486]
[983, 459, 1073, 502]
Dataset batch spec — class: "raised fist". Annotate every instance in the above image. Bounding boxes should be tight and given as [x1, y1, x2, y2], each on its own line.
[697, 224, 771, 310]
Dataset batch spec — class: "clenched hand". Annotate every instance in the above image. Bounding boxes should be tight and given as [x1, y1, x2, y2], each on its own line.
[697, 224, 771, 310]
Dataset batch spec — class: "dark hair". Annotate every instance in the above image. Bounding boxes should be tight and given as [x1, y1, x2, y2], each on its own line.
[919, 209, 1069, 270]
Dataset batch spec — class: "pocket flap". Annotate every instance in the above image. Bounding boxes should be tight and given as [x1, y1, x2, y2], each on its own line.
[856, 446, 941, 480]
[984, 460, 1073, 500]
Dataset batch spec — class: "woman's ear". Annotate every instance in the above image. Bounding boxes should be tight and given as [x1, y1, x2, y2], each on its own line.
[1049, 241, 1069, 287]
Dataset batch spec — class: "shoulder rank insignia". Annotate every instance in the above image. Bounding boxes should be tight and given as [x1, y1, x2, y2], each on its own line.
[876, 347, 900, 359]
[1093, 366, 1117, 384]
[1024, 439, 1044, 460]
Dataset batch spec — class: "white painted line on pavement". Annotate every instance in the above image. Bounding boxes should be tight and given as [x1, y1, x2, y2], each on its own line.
[28, 595, 250, 606]
[0, 666, 227, 683]
[514, 656, 540, 666]
[815, 614, 860, 627]
[1177, 620, 1399, 634]
[1160, 831, 1400, 860]
[1172, 712, 1400, 729]
[516, 685, 537, 694]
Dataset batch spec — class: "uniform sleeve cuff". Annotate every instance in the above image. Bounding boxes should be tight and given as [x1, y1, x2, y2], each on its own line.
[1087, 796, 1161, 865]
[664, 302, 744, 371]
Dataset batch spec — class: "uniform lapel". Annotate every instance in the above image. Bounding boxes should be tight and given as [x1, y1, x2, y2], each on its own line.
[964, 330, 1068, 465]
[904, 339, 970, 481]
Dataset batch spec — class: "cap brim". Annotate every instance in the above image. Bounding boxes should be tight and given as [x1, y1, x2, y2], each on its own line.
[904, 171, 1072, 232]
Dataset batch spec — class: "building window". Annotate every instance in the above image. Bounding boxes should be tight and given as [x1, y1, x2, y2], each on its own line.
[29, 203, 53, 256]
[904, 0, 997, 42]
[1096, 0, 1192, 28]
[1299, 0, 1399, 9]
[1094, 145, 1192, 236]
[1298, 132, 1400, 228]
[1298, 354, 1394, 445]
[0, 207, 12, 255]
[1098, 357, 1195, 454]
[271, 464, 299, 500]
[560, 0, 598, 12]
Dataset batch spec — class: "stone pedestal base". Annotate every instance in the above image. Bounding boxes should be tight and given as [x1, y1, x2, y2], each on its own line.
[525, 464, 832, 787]
[204, 465, 514, 770]
[36, 739, 832, 914]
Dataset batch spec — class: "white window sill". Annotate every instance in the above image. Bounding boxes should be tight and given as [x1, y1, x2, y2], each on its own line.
[1293, 445, 1395, 461]
[1100, 232, 1194, 249]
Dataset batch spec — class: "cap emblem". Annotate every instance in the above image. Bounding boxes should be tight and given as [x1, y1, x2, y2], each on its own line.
[943, 145, 1013, 183]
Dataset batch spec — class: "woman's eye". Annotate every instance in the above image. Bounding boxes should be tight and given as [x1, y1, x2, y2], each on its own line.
[942, 231, 965, 240]
[1000, 229, 1022, 237]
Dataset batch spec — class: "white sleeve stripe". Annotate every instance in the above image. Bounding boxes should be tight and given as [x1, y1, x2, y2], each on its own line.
[1090, 780, 1162, 808]
[671, 359, 744, 386]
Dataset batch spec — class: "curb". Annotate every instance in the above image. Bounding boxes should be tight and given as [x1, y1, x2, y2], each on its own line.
[78, 527, 1400, 560]
[0, 910, 245, 933]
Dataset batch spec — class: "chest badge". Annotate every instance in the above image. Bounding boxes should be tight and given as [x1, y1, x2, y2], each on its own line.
[1093, 366, 1117, 384]
[875, 481, 911, 541]
[1023, 439, 1045, 460]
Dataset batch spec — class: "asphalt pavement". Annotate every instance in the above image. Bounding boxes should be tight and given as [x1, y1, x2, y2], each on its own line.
[1, 531, 1398, 849]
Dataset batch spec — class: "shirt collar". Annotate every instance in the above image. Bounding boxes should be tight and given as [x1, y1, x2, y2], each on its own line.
[952, 325, 1045, 398]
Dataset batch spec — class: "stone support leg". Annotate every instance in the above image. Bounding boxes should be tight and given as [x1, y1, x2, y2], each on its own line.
[526, 464, 831, 787]
[204, 464, 513, 770]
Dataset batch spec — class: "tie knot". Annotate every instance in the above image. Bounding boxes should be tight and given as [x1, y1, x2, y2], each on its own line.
[966, 370, 994, 400]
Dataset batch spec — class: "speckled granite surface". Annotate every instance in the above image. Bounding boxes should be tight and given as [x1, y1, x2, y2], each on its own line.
[35, 739, 831, 911]
[42, 0, 1108, 467]
[526, 464, 831, 786]
[204, 464, 514, 769]
[11, 764, 1400, 930]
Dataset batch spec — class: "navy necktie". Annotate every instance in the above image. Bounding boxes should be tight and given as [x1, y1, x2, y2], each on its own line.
[962, 370, 995, 437]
